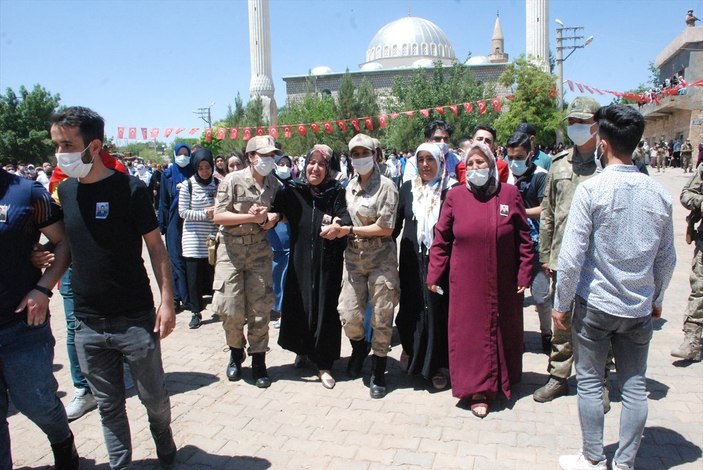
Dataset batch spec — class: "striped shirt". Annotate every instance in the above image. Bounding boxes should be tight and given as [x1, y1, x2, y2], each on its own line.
[178, 177, 217, 258]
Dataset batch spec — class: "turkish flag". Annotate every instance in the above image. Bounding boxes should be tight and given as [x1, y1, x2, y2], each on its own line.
[583, 84, 593, 94]
[150, 128, 159, 138]
[336, 120, 347, 132]
[128, 128, 137, 139]
[594, 88, 605, 95]
[175, 128, 185, 135]
[243, 127, 252, 141]
[310, 122, 320, 134]
[364, 117, 373, 131]
[404, 111, 415, 117]
[419, 109, 430, 117]
[188, 128, 199, 135]
[269, 126, 279, 139]
[230, 128, 239, 140]
[216, 127, 226, 140]
[205, 128, 213, 142]
[256, 127, 265, 136]
[350, 119, 360, 131]
[567, 80, 574, 92]
[297, 124, 307, 136]
[117, 127, 125, 139]
[164, 128, 173, 138]
[283, 125, 292, 138]
[323, 121, 333, 134]
[434, 106, 445, 115]
[448, 105, 458, 116]
[463, 102, 473, 113]
[491, 97, 502, 112]
[477, 100, 487, 114]
[141, 128, 148, 140]
[576, 82, 584, 93]
[390, 112, 400, 120]
[378, 115, 387, 129]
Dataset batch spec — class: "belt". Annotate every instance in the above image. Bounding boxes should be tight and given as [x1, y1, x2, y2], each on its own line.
[221, 231, 267, 245]
[348, 236, 390, 249]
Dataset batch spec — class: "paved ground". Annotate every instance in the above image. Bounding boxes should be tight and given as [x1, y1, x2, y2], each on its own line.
[8, 169, 703, 470]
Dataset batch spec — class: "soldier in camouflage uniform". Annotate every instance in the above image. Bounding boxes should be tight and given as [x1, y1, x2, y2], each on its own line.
[212, 135, 283, 388]
[334, 133, 400, 399]
[534, 97, 604, 403]
[682, 138, 695, 173]
[673, 166, 703, 361]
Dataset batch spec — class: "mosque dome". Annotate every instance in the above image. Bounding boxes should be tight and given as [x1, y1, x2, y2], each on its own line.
[360, 62, 384, 71]
[311, 65, 334, 75]
[361, 16, 456, 69]
[465, 56, 489, 65]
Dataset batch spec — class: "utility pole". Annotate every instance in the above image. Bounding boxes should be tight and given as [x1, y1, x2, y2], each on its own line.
[193, 102, 215, 128]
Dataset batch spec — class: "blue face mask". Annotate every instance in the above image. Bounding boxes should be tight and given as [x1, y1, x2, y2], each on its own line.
[509, 159, 528, 176]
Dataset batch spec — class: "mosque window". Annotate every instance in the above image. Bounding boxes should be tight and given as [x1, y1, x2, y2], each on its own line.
[383, 46, 389, 57]
[431, 44, 437, 56]
[422, 43, 428, 55]
[392, 45, 398, 56]
[412, 43, 418, 55]
[402, 44, 408, 55]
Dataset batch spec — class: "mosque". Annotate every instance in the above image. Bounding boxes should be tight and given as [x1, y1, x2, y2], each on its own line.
[281, 14, 512, 108]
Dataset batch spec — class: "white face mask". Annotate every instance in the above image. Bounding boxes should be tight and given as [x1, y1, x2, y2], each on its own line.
[435, 142, 449, 156]
[56, 145, 93, 178]
[567, 123, 596, 146]
[467, 168, 490, 187]
[254, 156, 276, 176]
[509, 158, 529, 176]
[275, 165, 291, 179]
[351, 155, 374, 175]
[175, 154, 190, 168]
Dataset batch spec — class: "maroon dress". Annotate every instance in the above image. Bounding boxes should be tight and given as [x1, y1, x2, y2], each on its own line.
[427, 183, 534, 400]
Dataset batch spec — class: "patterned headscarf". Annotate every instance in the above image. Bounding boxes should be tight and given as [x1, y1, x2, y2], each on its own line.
[411, 143, 443, 251]
[465, 142, 499, 199]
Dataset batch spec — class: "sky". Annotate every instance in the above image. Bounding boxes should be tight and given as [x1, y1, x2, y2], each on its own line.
[0, 0, 695, 143]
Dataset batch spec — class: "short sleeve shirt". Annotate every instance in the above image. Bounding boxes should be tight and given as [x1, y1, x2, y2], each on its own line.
[346, 168, 398, 229]
[215, 168, 282, 236]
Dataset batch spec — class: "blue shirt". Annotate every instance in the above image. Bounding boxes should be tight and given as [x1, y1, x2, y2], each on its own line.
[554, 165, 676, 318]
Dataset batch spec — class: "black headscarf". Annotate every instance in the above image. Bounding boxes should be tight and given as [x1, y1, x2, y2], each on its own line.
[291, 148, 339, 199]
[191, 148, 214, 185]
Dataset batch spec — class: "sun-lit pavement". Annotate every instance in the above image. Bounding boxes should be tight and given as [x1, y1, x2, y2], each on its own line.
[9, 168, 703, 469]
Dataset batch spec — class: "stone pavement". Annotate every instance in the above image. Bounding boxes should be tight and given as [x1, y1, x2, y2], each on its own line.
[8, 170, 703, 470]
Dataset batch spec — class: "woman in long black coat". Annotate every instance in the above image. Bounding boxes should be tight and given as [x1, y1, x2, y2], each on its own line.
[272, 146, 351, 389]
[393, 143, 453, 389]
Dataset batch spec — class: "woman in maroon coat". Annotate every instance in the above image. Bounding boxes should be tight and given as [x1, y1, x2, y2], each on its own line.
[427, 142, 534, 418]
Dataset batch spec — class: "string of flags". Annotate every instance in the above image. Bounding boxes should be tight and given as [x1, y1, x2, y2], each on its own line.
[114, 79, 703, 141]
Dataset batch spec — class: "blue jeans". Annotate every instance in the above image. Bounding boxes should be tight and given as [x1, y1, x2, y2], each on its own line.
[60, 267, 91, 391]
[267, 221, 290, 313]
[75, 311, 172, 470]
[0, 318, 71, 469]
[572, 297, 652, 468]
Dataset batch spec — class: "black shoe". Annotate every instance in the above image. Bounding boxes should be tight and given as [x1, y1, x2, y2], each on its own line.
[173, 299, 182, 313]
[227, 348, 244, 381]
[369, 355, 388, 399]
[347, 339, 370, 378]
[541, 333, 552, 354]
[188, 313, 202, 329]
[150, 425, 177, 469]
[251, 352, 271, 388]
[51, 431, 80, 470]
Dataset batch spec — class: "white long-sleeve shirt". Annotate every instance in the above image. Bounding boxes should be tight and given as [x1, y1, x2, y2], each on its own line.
[555, 164, 676, 318]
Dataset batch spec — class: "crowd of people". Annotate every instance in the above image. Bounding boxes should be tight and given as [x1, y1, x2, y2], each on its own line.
[1, 98, 697, 470]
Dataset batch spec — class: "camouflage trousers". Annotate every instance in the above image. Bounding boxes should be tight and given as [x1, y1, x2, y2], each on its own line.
[683, 246, 703, 327]
[212, 234, 273, 353]
[683, 154, 693, 172]
[338, 240, 400, 357]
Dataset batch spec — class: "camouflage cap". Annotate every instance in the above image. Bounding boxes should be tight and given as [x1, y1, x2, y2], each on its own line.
[565, 96, 601, 120]
[348, 133, 376, 152]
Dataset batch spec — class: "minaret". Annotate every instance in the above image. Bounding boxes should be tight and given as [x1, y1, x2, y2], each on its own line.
[488, 12, 509, 63]
[248, 0, 278, 125]
[526, 0, 550, 72]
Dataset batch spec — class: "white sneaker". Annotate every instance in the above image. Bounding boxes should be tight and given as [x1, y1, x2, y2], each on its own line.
[559, 453, 607, 470]
[611, 462, 633, 470]
[65, 388, 97, 421]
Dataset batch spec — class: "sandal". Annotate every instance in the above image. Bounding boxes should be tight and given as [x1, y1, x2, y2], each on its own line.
[431, 371, 448, 390]
[469, 394, 489, 419]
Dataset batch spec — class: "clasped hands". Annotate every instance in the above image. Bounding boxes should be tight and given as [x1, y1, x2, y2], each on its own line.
[248, 204, 277, 230]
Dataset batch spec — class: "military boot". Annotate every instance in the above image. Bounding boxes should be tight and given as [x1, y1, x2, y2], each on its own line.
[369, 355, 388, 399]
[346, 339, 370, 378]
[671, 323, 702, 362]
[251, 352, 271, 388]
[227, 348, 244, 381]
[51, 431, 80, 470]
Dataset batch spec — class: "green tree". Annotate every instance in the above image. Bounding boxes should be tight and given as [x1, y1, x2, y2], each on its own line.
[384, 62, 495, 151]
[0, 84, 61, 164]
[493, 57, 561, 147]
[278, 90, 340, 155]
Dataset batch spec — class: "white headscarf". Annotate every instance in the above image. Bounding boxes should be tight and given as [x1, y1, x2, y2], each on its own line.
[411, 143, 443, 251]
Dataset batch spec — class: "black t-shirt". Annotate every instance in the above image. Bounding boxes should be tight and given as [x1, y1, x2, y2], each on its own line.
[58, 172, 158, 318]
[515, 167, 547, 210]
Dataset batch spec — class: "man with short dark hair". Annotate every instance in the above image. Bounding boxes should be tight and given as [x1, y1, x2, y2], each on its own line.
[402, 120, 458, 183]
[51, 106, 177, 469]
[516, 122, 552, 171]
[556, 105, 675, 470]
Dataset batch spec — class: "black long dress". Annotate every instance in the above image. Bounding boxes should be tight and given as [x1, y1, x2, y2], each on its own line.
[273, 180, 351, 370]
[393, 180, 449, 380]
